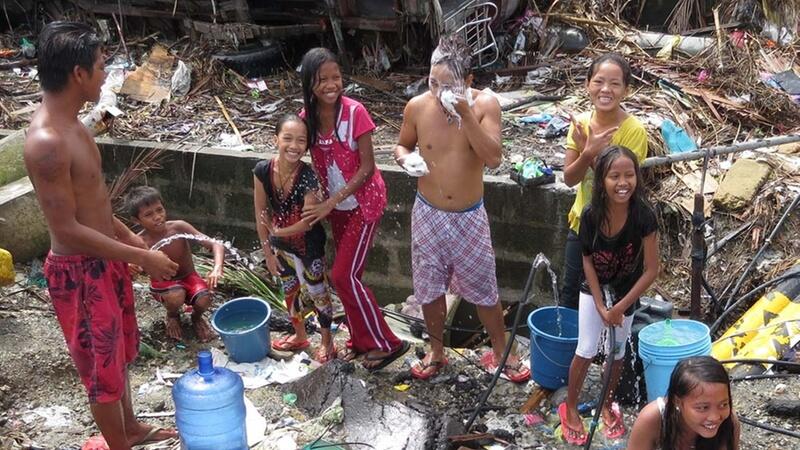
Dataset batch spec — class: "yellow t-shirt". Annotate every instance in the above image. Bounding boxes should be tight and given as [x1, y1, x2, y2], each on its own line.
[566, 112, 648, 232]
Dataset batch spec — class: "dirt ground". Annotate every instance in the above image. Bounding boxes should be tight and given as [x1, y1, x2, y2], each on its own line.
[1, 263, 799, 449]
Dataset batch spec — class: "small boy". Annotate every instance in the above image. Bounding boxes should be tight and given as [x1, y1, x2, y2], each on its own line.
[394, 35, 530, 382]
[124, 186, 224, 342]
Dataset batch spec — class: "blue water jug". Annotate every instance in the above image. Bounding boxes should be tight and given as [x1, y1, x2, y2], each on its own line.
[173, 350, 247, 450]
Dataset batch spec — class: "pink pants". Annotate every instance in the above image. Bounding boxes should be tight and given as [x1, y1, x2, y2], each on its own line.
[329, 208, 401, 353]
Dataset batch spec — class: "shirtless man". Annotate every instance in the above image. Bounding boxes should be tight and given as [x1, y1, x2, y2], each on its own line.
[394, 35, 530, 382]
[24, 22, 179, 449]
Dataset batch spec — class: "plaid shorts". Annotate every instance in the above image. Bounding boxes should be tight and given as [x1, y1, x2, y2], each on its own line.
[411, 194, 498, 306]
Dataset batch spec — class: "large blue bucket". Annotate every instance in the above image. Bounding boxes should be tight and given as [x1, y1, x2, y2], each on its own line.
[211, 297, 272, 363]
[638, 319, 711, 402]
[527, 306, 579, 390]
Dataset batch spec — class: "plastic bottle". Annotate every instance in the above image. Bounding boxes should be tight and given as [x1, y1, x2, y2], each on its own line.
[172, 351, 247, 450]
[20, 38, 35, 59]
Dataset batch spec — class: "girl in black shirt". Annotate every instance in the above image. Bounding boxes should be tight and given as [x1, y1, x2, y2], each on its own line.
[559, 145, 660, 445]
[253, 114, 336, 363]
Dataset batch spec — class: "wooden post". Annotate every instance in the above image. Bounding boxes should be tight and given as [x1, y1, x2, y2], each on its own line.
[324, 0, 350, 71]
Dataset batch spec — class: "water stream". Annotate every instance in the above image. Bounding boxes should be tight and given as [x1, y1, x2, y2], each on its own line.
[150, 233, 256, 271]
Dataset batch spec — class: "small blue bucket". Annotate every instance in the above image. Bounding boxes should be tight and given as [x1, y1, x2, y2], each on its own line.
[211, 297, 272, 363]
[527, 306, 579, 390]
[638, 319, 711, 402]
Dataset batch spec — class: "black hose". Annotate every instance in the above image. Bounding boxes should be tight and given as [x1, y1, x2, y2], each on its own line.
[720, 191, 800, 311]
[584, 286, 616, 450]
[584, 325, 614, 449]
[731, 372, 800, 382]
[708, 272, 800, 334]
[738, 415, 800, 439]
[717, 359, 800, 369]
[464, 254, 543, 431]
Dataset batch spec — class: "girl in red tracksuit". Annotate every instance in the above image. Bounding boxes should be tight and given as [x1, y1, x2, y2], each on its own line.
[299, 47, 408, 370]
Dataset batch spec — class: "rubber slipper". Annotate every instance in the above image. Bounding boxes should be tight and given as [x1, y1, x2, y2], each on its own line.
[363, 341, 410, 372]
[271, 335, 310, 351]
[410, 357, 448, 380]
[479, 351, 531, 383]
[558, 402, 588, 446]
[602, 402, 626, 439]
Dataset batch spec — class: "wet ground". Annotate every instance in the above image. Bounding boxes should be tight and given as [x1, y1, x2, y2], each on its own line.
[1, 264, 799, 449]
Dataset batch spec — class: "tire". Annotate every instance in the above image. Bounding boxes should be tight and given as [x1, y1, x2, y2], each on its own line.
[212, 42, 283, 77]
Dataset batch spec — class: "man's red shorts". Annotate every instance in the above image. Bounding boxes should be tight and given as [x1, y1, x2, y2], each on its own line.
[150, 271, 209, 305]
[44, 253, 139, 404]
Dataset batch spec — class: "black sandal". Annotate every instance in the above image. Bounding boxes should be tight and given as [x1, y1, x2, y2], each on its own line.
[363, 341, 410, 372]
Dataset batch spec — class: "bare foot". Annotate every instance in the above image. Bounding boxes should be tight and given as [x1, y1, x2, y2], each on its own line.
[127, 422, 177, 446]
[315, 343, 337, 363]
[191, 314, 214, 342]
[165, 314, 182, 341]
[337, 347, 361, 362]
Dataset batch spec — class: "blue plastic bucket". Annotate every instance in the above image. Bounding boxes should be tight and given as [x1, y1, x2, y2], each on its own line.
[638, 319, 711, 402]
[527, 306, 579, 390]
[211, 297, 272, 363]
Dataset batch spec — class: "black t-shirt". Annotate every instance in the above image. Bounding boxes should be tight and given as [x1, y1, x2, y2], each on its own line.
[579, 199, 658, 315]
[253, 159, 326, 259]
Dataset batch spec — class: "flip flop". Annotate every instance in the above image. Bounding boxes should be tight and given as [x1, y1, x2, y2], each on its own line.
[410, 357, 448, 380]
[479, 351, 531, 383]
[132, 426, 176, 446]
[602, 402, 626, 439]
[271, 335, 310, 351]
[558, 402, 588, 446]
[363, 341, 410, 372]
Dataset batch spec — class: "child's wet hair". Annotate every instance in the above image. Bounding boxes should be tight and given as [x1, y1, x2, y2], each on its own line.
[274, 114, 307, 136]
[124, 185, 163, 218]
[587, 145, 645, 236]
[300, 47, 340, 148]
[430, 34, 472, 79]
[587, 53, 632, 86]
[663, 356, 735, 450]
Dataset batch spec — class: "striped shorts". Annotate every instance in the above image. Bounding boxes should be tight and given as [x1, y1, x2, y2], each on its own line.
[411, 194, 498, 306]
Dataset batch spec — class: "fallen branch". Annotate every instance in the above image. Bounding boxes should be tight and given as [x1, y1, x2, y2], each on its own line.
[214, 95, 242, 142]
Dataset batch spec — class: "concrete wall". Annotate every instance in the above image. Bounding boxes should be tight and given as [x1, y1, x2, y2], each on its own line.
[100, 138, 575, 305]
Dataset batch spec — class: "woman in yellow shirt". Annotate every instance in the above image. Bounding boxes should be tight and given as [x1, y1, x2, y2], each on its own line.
[560, 53, 649, 312]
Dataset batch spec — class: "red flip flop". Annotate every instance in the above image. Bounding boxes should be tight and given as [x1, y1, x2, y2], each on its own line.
[271, 335, 310, 351]
[558, 402, 588, 446]
[410, 357, 448, 380]
[479, 351, 531, 383]
[602, 402, 626, 439]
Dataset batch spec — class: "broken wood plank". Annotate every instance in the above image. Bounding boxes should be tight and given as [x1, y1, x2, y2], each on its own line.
[520, 385, 550, 413]
[119, 44, 175, 104]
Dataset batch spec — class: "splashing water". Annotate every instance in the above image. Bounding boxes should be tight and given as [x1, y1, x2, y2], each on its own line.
[150, 233, 256, 271]
[527, 253, 564, 336]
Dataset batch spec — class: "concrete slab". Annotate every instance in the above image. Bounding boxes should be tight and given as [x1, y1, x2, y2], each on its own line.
[0, 177, 49, 262]
[285, 360, 462, 450]
[713, 159, 772, 211]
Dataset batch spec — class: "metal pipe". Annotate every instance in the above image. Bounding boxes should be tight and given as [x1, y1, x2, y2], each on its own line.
[641, 134, 800, 168]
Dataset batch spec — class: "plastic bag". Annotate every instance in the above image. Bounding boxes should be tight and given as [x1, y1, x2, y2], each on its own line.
[171, 60, 192, 97]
